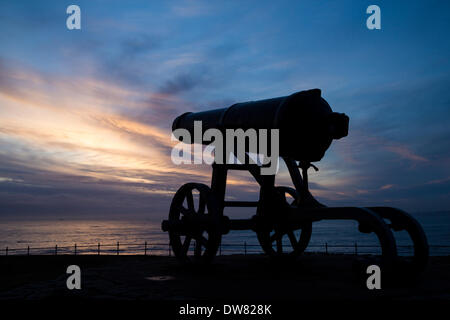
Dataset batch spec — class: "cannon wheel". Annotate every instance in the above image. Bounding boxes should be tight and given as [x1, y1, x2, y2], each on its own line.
[169, 183, 221, 263]
[257, 186, 312, 258]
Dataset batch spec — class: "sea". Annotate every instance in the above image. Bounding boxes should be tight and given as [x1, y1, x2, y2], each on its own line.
[1, 211, 449, 256]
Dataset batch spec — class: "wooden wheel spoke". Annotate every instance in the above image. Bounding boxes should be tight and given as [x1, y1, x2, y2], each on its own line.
[186, 191, 195, 211]
[181, 236, 192, 254]
[194, 239, 203, 256]
[197, 194, 206, 214]
[180, 206, 193, 216]
[287, 231, 298, 247]
[276, 238, 283, 253]
[270, 232, 282, 243]
[199, 236, 208, 247]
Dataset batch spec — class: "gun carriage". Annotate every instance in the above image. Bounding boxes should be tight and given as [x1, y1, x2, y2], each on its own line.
[162, 89, 428, 273]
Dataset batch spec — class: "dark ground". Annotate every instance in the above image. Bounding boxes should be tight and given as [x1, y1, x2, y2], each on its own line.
[0, 254, 449, 301]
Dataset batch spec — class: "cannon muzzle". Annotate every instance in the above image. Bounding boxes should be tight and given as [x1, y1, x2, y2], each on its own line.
[172, 89, 349, 162]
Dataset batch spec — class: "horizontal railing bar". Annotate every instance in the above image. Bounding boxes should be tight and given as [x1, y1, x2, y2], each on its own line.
[1, 244, 449, 249]
[224, 201, 259, 207]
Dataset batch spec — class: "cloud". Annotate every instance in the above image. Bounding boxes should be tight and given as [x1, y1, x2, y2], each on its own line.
[171, 1, 212, 17]
[159, 73, 204, 95]
[0, 57, 259, 217]
[426, 177, 450, 185]
[95, 33, 162, 86]
[384, 145, 428, 162]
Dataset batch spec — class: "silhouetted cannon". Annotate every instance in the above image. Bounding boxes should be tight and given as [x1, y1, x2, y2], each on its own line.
[162, 89, 429, 276]
[172, 89, 349, 162]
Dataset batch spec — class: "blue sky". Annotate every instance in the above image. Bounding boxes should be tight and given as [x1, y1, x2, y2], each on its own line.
[0, 0, 449, 218]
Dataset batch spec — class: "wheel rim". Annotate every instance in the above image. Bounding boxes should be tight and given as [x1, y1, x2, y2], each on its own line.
[169, 183, 221, 262]
[257, 186, 312, 257]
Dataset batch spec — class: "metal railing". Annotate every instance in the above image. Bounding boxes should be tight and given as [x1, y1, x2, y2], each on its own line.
[1, 242, 450, 256]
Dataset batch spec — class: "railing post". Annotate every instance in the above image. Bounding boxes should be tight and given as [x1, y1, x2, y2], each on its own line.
[98, 243, 100, 255]
[55, 245, 58, 256]
[219, 243, 222, 256]
[5, 246, 8, 256]
[169, 242, 171, 256]
[244, 241, 247, 256]
[117, 241, 119, 255]
[27, 246, 30, 256]
[325, 242, 328, 255]
[354, 242, 357, 255]
[74, 243, 77, 255]
[144, 241, 147, 256]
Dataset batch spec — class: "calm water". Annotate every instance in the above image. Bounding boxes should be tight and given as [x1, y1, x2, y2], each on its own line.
[1, 211, 449, 256]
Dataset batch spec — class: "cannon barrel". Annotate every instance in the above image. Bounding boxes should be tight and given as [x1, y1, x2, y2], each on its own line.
[172, 89, 349, 162]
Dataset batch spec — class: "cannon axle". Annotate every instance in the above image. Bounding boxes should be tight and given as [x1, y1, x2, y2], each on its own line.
[162, 216, 256, 234]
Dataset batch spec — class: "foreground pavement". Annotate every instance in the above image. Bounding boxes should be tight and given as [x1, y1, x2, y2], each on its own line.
[0, 254, 449, 300]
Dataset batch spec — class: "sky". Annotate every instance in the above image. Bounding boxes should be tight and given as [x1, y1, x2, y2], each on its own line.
[0, 0, 449, 219]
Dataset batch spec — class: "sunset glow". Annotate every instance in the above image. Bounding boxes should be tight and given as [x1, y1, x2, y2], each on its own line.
[1, 1, 449, 218]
